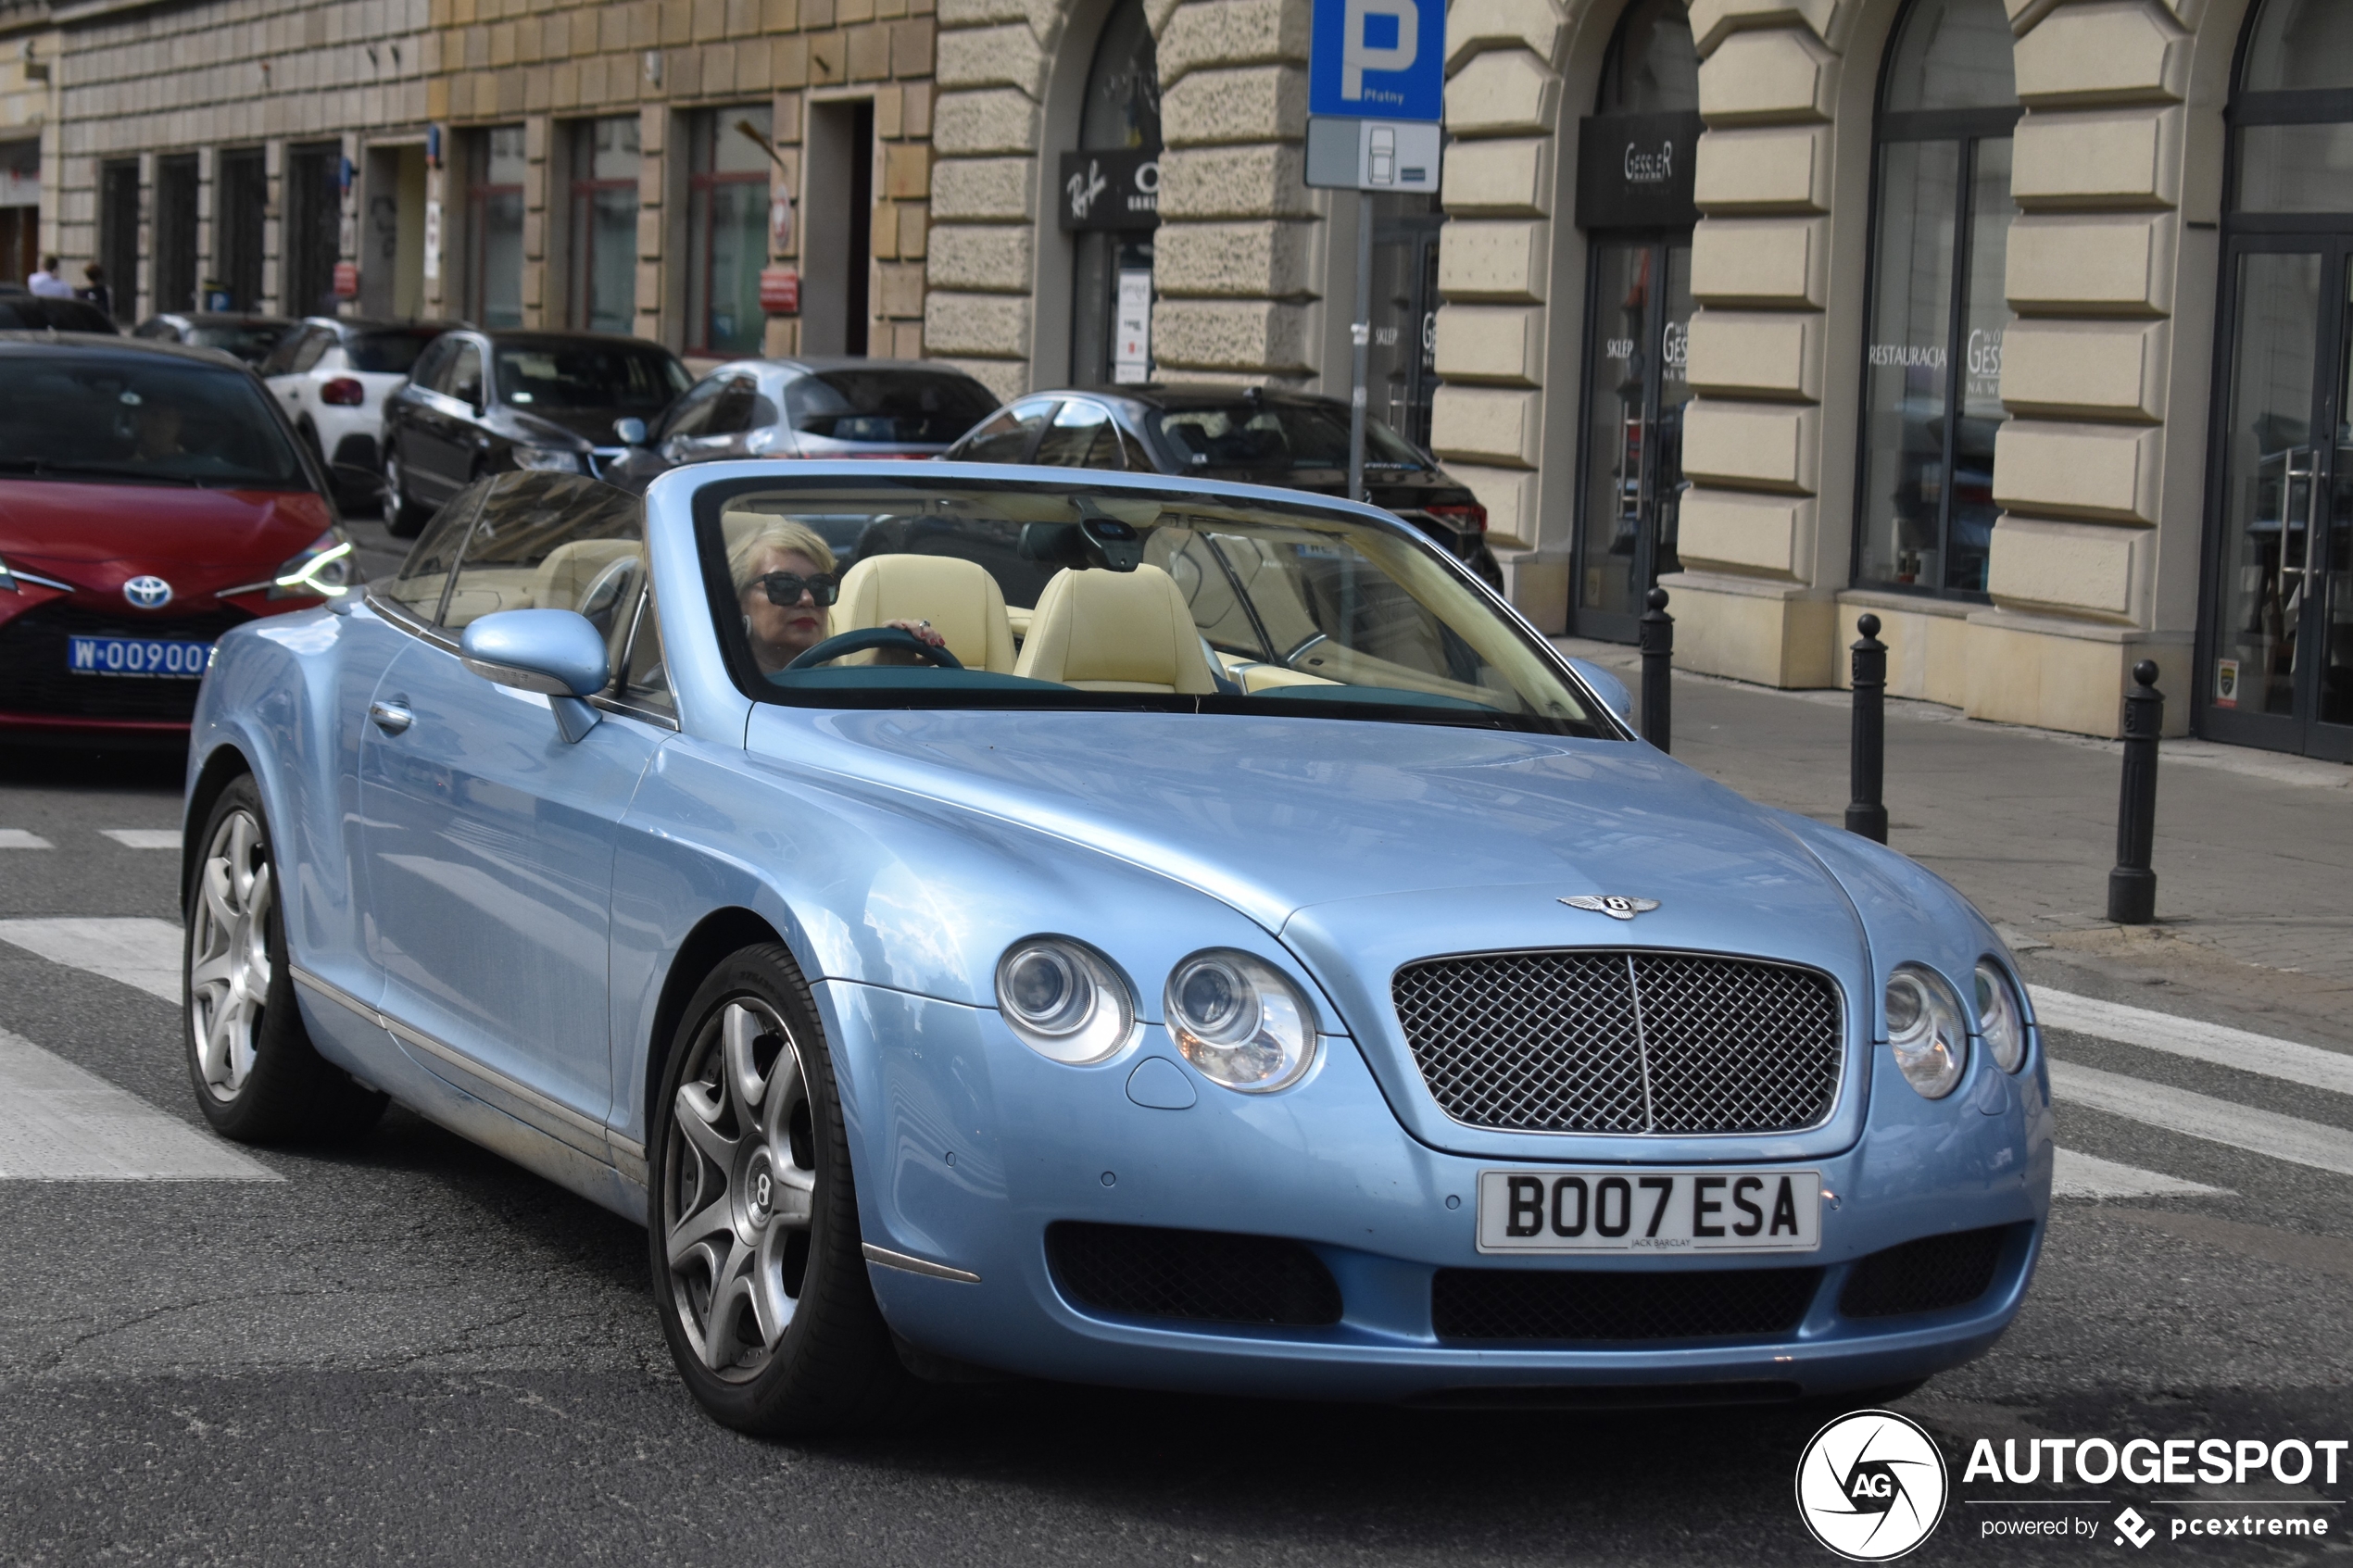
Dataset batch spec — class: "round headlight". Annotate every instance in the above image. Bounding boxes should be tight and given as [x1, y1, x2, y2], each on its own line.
[1886, 965, 1967, 1099]
[1974, 960, 2027, 1073]
[1164, 949, 1316, 1093]
[995, 938, 1135, 1064]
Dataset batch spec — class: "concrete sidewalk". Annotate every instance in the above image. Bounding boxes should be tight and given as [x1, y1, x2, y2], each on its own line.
[1557, 635, 2353, 1044]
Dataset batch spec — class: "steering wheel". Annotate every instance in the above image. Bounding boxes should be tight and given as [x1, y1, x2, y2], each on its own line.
[784, 626, 965, 671]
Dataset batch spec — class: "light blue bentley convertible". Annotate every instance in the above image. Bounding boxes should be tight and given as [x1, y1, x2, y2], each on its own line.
[182, 463, 2051, 1433]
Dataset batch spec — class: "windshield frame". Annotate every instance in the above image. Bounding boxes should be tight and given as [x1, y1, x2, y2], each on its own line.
[685, 466, 1626, 739]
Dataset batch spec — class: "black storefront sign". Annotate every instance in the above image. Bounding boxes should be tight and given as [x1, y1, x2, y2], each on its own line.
[1577, 111, 1705, 231]
[1057, 146, 1162, 232]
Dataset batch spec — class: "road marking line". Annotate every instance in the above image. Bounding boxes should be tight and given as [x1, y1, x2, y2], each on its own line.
[2050, 1060, 2353, 1180]
[100, 828, 180, 850]
[2032, 987, 2353, 1098]
[0, 917, 182, 1004]
[2052, 1147, 2229, 1199]
[0, 1027, 277, 1181]
[0, 830, 54, 849]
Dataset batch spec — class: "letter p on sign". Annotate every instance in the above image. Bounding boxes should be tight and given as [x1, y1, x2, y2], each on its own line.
[1342, 0, 1416, 99]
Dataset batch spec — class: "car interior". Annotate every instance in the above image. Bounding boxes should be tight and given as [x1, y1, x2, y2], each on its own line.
[709, 488, 1597, 727]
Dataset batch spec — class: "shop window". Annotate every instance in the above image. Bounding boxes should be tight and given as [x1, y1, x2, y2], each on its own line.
[1852, 0, 2019, 598]
[97, 160, 138, 323]
[284, 143, 343, 320]
[686, 107, 773, 358]
[215, 148, 267, 311]
[0, 140, 35, 286]
[568, 117, 640, 334]
[466, 126, 526, 330]
[153, 155, 198, 314]
[1067, 0, 1160, 385]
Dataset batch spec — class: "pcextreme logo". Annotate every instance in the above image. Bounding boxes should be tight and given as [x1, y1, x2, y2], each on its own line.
[1796, 1410, 1951, 1562]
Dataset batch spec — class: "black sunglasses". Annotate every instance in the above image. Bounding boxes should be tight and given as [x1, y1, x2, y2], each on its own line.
[757, 571, 840, 607]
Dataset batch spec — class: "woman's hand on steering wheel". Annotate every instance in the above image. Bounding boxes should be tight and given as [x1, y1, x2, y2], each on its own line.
[783, 625, 966, 671]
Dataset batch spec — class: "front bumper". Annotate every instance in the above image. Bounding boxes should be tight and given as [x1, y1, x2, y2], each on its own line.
[821, 980, 2053, 1403]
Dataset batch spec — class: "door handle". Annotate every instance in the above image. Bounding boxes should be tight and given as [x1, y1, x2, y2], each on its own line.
[369, 699, 413, 734]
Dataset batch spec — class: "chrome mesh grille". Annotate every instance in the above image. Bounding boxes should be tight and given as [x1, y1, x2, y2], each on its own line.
[1391, 950, 1843, 1135]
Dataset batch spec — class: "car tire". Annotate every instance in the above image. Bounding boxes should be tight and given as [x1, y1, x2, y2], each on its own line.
[648, 944, 925, 1436]
[183, 775, 387, 1144]
[382, 446, 428, 537]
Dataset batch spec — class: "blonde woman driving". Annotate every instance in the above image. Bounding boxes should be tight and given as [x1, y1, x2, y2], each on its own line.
[726, 517, 946, 675]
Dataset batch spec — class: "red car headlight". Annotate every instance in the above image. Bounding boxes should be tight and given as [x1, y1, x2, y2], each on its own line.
[268, 530, 359, 598]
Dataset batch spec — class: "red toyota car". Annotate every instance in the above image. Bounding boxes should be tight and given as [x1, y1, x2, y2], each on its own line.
[0, 333, 359, 745]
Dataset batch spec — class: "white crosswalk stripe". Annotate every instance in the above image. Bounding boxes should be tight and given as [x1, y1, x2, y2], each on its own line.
[2049, 1060, 2353, 1180]
[0, 917, 182, 1004]
[2033, 987, 2353, 1098]
[100, 828, 181, 850]
[2052, 1148, 2229, 1198]
[0, 1027, 277, 1181]
[0, 830, 54, 849]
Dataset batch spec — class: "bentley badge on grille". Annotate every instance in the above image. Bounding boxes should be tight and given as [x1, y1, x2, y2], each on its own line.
[1558, 895, 1661, 921]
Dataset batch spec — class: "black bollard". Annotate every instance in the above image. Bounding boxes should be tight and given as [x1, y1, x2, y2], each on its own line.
[1638, 586, 1673, 750]
[1845, 613, 1889, 844]
[2107, 660, 2164, 924]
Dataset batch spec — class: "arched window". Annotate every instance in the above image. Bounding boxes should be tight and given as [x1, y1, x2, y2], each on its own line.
[1852, 0, 2019, 597]
[1068, 0, 1161, 385]
[2197, 0, 2353, 753]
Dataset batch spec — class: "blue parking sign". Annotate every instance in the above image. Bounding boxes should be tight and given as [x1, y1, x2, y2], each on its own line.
[1308, 0, 1445, 122]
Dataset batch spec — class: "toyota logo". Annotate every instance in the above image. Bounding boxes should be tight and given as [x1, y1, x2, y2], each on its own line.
[123, 575, 173, 609]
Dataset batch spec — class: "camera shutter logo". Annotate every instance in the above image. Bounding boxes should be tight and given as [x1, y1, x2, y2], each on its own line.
[1794, 1410, 1949, 1562]
[124, 575, 173, 609]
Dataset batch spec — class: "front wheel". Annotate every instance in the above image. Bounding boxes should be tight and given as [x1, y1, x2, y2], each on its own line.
[184, 775, 386, 1143]
[382, 445, 427, 537]
[648, 945, 921, 1436]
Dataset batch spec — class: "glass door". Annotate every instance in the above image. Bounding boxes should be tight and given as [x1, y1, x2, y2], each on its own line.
[1570, 234, 1692, 641]
[2202, 240, 2353, 760]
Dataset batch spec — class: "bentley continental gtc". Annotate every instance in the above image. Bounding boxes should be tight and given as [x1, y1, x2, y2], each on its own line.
[181, 463, 2052, 1434]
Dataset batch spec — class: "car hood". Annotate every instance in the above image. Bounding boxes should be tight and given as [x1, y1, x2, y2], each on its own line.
[0, 480, 332, 577]
[766, 708, 1867, 968]
[507, 406, 640, 446]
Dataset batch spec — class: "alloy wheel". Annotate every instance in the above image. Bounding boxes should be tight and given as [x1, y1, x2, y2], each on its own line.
[662, 997, 819, 1381]
[188, 808, 273, 1101]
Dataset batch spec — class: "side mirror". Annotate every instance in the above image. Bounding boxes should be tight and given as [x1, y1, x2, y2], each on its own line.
[1567, 658, 1634, 725]
[613, 417, 648, 446]
[459, 608, 610, 742]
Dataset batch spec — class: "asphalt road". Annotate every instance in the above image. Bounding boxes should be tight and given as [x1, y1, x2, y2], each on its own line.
[2, 571, 2349, 1563]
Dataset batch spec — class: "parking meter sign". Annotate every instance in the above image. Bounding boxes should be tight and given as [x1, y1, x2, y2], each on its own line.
[1309, 0, 1444, 122]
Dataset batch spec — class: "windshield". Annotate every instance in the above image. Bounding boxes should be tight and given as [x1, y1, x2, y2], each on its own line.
[786, 370, 1000, 445]
[1153, 400, 1428, 473]
[698, 479, 1605, 735]
[495, 343, 689, 409]
[347, 328, 443, 374]
[187, 321, 295, 363]
[0, 352, 311, 490]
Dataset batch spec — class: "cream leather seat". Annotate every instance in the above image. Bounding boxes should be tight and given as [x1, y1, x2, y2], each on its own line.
[832, 553, 1019, 673]
[1013, 565, 1220, 693]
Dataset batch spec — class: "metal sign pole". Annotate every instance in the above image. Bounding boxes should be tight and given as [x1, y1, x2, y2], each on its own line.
[1349, 189, 1372, 505]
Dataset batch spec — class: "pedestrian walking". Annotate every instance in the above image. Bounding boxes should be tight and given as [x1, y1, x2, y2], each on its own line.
[26, 255, 73, 297]
[76, 263, 113, 319]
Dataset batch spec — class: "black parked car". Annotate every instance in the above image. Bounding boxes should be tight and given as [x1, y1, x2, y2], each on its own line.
[942, 385, 1504, 588]
[379, 328, 690, 536]
[0, 287, 120, 333]
[132, 311, 296, 365]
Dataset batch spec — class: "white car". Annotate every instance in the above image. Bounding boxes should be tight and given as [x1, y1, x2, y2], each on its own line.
[259, 318, 455, 508]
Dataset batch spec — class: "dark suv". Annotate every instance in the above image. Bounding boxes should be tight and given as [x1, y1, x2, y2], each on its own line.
[943, 385, 1503, 588]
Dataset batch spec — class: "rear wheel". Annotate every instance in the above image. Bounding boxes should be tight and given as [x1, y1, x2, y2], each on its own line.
[184, 775, 386, 1143]
[382, 445, 427, 537]
[648, 945, 921, 1436]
